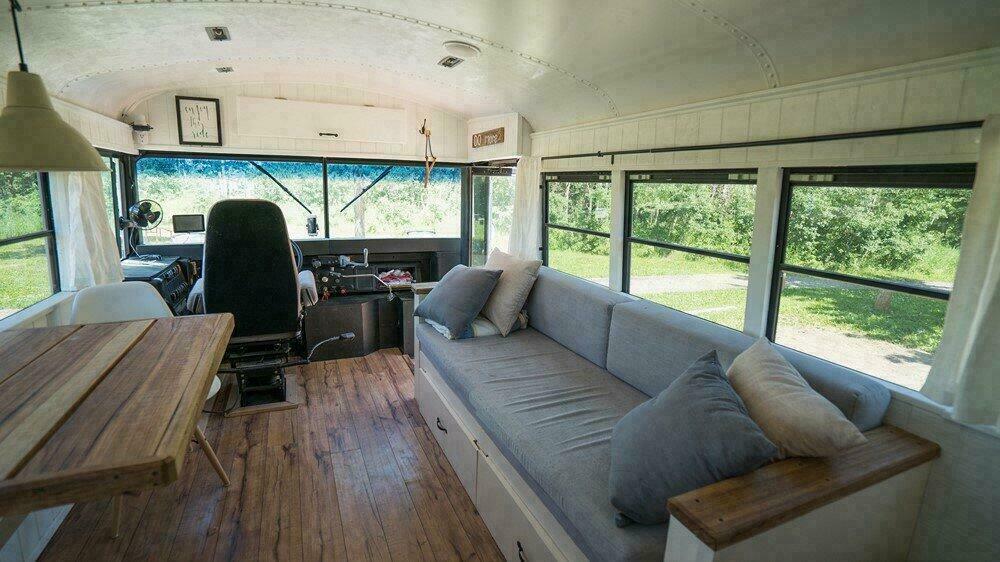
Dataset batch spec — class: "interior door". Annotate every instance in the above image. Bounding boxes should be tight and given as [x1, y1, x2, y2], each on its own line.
[470, 167, 516, 266]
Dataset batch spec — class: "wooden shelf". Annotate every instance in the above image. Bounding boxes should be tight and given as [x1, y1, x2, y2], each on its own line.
[667, 424, 940, 550]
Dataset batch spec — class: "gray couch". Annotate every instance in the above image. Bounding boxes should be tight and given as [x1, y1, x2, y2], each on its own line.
[416, 267, 891, 561]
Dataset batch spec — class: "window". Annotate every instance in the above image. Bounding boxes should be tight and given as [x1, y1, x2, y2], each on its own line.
[136, 157, 325, 243]
[471, 167, 516, 266]
[543, 173, 612, 285]
[768, 166, 974, 390]
[625, 171, 756, 331]
[326, 163, 462, 238]
[0, 171, 58, 320]
[134, 157, 463, 242]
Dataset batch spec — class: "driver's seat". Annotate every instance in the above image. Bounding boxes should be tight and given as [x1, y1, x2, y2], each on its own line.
[201, 199, 304, 341]
[187, 200, 318, 336]
[193, 199, 320, 407]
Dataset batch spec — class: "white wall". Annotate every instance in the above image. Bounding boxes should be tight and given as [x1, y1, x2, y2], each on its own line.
[467, 113, 532, 161]
[0, 78, 136, 155]
[129, 83, 469, 162]
[530, 49, 1000, 562]
[531, 49, 999, 169]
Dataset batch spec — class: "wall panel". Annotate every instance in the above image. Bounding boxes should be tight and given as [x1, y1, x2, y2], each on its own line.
[130, 83, 468, 161]
[0, 78, 136, 155]
[532, 52, 1000, 168]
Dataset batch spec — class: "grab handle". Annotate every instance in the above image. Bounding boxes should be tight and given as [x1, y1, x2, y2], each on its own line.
[436, 417, 448, 434]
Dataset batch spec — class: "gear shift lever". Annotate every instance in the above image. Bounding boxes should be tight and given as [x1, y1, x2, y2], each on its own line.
[337, 248, 369, 268]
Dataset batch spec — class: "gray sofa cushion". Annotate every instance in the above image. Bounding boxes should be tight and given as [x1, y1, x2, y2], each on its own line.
[606, 300, 891, 431]
[414, 264, 501, 338]
[610, 351, 778, 525]
[417, 323, 669, 562]
[525, 267, 632, 368]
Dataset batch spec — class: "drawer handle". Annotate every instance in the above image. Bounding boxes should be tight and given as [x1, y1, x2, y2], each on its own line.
[436, 417, 448, 434]
[517, 540, 526, 561]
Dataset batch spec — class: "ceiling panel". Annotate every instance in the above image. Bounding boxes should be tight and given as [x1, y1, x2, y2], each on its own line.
[2, 0, 997, 131]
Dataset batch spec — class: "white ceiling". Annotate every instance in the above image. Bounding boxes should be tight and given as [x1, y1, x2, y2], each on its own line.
[3, 0, 999, 131]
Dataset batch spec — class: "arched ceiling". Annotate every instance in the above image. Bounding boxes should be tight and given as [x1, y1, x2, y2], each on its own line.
[3, 0, 999, 131]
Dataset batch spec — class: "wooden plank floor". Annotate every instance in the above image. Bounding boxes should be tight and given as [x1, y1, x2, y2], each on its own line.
[38, 349, 504, 562]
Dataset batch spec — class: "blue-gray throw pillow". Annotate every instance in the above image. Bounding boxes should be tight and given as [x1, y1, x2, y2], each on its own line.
[414, 265, 502, 339]
[609, 351, 778, 526]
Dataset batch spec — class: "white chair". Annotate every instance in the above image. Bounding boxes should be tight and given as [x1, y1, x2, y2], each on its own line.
[70, 281, 230, 538]
[71, 282, 223, 399]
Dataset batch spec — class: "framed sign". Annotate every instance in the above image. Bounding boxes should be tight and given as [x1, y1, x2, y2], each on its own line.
[472, 126, 505, 148]
[176, 96, 222, 146]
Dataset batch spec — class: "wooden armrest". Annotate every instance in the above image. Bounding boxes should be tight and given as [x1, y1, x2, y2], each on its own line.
[411, 282, 438, 295]
[666, 425, 940, 550]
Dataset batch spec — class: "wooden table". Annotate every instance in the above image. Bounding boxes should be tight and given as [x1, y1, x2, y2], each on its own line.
[0, 314, 234, 517]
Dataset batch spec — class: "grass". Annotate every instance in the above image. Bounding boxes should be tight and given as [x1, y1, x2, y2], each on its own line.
[788, 243, 960, 287]
[551, 246, 946, 352]
[639, 285, 944, 352]
[548, 248, 742, 280]
[0, 241, 53, 317]
[780, 286, 945, 352]
[643, 289, 747, 331]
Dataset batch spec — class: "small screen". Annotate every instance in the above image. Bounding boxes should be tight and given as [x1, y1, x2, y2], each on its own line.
[173, 214, 205, 233]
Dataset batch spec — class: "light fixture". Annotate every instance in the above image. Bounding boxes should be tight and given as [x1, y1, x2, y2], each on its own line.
[0, 0, 107, 171]
[443, 40, 480, 60]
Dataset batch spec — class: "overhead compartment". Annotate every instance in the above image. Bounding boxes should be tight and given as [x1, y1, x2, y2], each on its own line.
[236, 96, 406, 144]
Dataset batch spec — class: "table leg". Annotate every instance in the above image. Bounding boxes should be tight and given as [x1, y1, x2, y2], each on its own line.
[111, 495, 123, 539]
[194, 425, 230, 487]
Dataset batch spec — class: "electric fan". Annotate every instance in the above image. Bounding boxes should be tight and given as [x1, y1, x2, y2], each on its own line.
[118, 199, 163, 258]
[119, 199, 163, 230]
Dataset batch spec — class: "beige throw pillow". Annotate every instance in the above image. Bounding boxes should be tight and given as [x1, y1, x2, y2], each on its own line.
[480, 249, 542, 336]
[727, 338, 867, 458]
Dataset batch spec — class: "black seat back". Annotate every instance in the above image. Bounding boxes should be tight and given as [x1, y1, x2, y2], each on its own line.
[203, 199, 299, 340]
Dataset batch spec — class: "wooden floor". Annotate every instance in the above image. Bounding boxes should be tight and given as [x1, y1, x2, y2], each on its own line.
[38, 349, 504, 562]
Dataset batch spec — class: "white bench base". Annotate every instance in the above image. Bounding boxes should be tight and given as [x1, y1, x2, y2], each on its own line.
[416, 352, 586, 562]
[416, 351, 933, 562]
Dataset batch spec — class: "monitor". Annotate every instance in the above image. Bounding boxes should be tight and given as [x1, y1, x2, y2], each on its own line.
[172, 214, 205, 233]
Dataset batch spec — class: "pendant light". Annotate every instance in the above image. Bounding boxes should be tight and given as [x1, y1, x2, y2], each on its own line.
[0, 0, 107, 171]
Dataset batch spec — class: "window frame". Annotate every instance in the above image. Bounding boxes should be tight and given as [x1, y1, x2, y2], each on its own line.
[130, 151, 469, 244]
[0, 171, 60, 305]
[764, 164, 976, 341]
[97, 149, 128, 257]
[470, 165, 516, 265]
[621, 170, 756, 331]
[542, 172, 613, 275]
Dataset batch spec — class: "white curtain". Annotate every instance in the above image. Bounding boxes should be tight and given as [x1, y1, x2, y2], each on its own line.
[508, 156, 542, 260]
[922, 114, 1000, 431]
[49, 172, 123, 291]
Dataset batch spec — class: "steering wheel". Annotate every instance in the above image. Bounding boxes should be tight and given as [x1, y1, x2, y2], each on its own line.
[291, 240, 304, 271]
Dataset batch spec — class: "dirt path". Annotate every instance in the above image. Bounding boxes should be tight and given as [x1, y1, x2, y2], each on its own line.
[589, 273, 749, 293]
[776, 324, 931, 389]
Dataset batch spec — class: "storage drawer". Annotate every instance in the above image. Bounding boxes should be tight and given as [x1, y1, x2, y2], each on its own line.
[416, 367, 478, 495]
[476, 453, 559, 562]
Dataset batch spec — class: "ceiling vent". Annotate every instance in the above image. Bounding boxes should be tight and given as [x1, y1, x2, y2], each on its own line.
[443, 41, 481, 59]
[216, 66, 234, 73]
[205, 27, 231, 41]
[438, 56, 464, 69]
